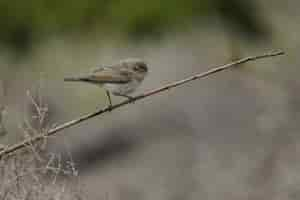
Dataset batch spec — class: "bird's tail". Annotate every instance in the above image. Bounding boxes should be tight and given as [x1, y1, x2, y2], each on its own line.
[64, 77, 84, 82]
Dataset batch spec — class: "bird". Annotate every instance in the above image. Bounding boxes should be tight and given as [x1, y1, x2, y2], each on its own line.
[64, 58, 148, 107]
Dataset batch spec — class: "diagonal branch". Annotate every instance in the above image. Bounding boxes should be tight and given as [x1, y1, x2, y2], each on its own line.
[0, 50, 285, 159]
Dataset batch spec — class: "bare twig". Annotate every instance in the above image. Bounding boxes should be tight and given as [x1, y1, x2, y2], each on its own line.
[0, 106, 6, 136]
[0, 50, 284, 159]
[0, 80, 7, 136]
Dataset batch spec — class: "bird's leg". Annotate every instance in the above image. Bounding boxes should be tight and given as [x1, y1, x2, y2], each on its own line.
[105, 90, 113, 110]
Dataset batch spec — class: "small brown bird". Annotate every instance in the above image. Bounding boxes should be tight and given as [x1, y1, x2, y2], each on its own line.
[64, 58, 148, 107]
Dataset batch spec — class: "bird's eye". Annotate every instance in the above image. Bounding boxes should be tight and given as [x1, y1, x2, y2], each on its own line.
[133, 66, 140, 71]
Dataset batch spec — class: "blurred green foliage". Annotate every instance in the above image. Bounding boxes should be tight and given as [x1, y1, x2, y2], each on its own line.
[0, 0, 269, 52]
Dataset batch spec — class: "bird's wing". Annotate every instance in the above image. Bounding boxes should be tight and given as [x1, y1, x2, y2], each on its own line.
[83, 66, 131, 84]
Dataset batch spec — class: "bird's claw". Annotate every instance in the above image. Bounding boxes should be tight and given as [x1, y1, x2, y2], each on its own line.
[107, 104, 113, 111]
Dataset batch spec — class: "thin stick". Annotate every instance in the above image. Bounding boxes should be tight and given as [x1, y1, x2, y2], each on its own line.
[0, 50, 284, 159]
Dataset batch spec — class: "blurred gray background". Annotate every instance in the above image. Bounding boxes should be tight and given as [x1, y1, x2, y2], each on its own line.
[0, 0, 299, 199]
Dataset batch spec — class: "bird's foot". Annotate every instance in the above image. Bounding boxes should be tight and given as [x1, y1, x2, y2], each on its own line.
[107, 104, 113, 111]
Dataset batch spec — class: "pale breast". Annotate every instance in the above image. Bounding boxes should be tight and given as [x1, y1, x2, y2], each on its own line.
[103, 79, 141, 96]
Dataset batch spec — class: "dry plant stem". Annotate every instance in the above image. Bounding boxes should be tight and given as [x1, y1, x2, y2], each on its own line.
[0, 50, 284, 159]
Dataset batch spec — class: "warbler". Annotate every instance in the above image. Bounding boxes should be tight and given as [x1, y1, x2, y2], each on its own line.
[64, 58, 148, 107]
